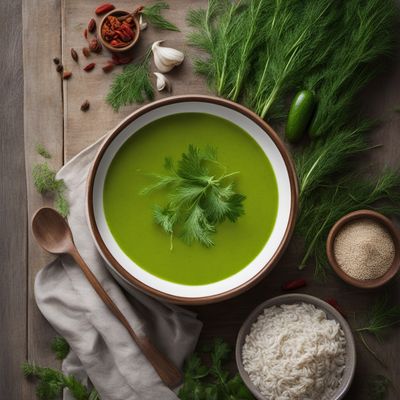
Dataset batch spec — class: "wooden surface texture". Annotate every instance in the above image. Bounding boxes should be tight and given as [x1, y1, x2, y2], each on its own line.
[1, 0, 399, 398]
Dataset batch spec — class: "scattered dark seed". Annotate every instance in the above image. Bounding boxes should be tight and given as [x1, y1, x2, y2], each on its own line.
[53, 57, 60, 65]
[82, 47, 91, 57]
[70, 48, 79, 63]
[56, 64, 64, 73]
[83, 62, 96, 72]
[80, 100, 90, 112]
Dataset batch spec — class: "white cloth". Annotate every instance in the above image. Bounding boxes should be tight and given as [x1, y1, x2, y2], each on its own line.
[34, 137, 202, 400]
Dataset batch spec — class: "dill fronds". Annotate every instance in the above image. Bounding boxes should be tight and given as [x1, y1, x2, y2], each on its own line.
[369, 375, 391, 400]
[296, 171, 400, 278]
[51, 336, 70, 360]
[142, 1, 179, 31]
[36, 144, 52, 159]
[306, 0, 397, 137]
[32, 163, 70, 217]
[106, 50, 153, 111]
[142, 145, 245, 248]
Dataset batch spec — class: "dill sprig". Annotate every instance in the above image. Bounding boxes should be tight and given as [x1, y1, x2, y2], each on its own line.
[357, 295, 400, 338]
[23, 336, 99, 400]
[32, 163, 70, 217]
[36, 144, 52, 159]
[369, 375, 392, 400]
[142, 1, 179, 31]
[106, 49, 153, 111]
[296, 170, 400, 279]
[51, 336, 70, 360]
[179, 338, 253, 400]
[142, 145, 245, 249]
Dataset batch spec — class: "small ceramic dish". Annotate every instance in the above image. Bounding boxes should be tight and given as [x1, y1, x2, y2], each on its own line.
[235, 294, 356, 400]
[98, 9, 140, 53]
[326, 210, 400, 289]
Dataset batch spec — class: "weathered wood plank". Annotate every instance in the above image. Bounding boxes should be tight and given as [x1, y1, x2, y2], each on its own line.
[0, 0, 27, 397]
[62, 0, 209, 160]
[23, 0, 64, 396]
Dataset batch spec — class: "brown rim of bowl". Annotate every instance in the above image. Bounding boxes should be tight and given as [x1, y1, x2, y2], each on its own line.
[235, 294, 356, 400]
[86, 95, 299, 305]
[98, 9, 140, 53]
[326, 209, 400, 289]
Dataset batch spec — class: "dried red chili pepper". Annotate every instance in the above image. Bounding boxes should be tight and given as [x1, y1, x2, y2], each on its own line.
[95, 3, 115, 15]
[110, 39, 128, 48]
[88, 18, 96, 33]
[281, 278, 307, 291]
[83, 62, 96, 72]
[325, 298, 347, 318]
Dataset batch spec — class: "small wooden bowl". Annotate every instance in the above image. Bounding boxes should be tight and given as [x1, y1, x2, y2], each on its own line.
[326, 210, 400, 289]
[98, 9, 140, 53]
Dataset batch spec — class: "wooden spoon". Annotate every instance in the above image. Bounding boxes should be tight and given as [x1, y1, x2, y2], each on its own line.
[32, 207, 182, 388]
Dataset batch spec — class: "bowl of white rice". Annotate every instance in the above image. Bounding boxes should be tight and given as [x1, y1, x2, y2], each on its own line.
[236, 294, 356, 400]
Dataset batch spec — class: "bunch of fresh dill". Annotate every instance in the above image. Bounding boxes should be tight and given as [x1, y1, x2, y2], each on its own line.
[187, 0, 396, 122]
[32, 144, 69, 217]
[22, 337, 99, 400]
[187, 0, 399, 278]
[142, 145, 245, 249]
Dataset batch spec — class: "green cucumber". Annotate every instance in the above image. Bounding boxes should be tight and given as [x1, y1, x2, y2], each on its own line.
[285, 90, 316, 143]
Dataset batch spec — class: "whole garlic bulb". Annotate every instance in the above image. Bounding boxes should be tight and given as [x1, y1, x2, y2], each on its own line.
[154, 72, 171, 92]
[152, 41, 184, 73]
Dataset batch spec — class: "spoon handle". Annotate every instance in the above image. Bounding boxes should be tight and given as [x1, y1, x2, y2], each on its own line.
[69, 247, 182, 388]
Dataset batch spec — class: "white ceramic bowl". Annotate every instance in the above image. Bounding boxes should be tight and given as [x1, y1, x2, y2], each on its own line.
[87, 96, 298, 304]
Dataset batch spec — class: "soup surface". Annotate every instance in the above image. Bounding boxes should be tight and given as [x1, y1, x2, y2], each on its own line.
[103, 113, 278, 285]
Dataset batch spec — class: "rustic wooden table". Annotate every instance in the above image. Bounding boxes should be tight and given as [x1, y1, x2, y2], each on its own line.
[1, 0, 400, 398]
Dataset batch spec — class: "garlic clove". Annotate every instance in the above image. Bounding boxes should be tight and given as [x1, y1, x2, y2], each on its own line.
[154, 72, 171, 92]
[139, 15, 148, 31]
[152, 40, 184, 73]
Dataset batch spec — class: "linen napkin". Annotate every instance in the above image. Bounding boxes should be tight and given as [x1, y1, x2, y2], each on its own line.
[34, 136, 203, 400]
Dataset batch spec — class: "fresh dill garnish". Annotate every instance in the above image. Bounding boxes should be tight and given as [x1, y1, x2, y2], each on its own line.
[22, 336, 99, 400]
[178, 338, 254, 400]
[51, 336, 70, 360]
[142, 145, 245, 249]
[36, 144, 52, 159]
[106, 49, 153, 111]
[32, 163, 70, 217]
[142, 1, 180, 31]
[368, 375, 391, 400]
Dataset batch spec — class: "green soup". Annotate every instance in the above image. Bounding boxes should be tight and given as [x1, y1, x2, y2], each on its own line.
[103, 113, 278, 285]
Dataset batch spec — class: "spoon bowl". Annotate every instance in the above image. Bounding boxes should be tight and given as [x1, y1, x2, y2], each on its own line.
[32, 207, 74, 254]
